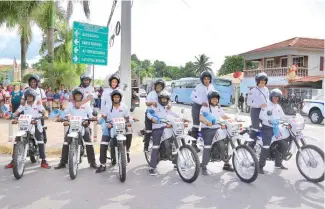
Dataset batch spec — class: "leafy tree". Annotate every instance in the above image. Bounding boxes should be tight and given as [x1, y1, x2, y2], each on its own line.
[218, 55, 259, 76]
[194, 54, 213, 74]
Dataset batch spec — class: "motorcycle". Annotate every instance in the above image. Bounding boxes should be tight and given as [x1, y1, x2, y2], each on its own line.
[191, 110, 259, 183]
[241, 109, 324, 183]
[56, 115, 97, 180]
[141, 109, 200, 183]
[10, 115, 43, 180]
[107, 117, 134, 182]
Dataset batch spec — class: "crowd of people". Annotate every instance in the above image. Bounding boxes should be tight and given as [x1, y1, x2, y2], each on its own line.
[0, 82, 104, 118]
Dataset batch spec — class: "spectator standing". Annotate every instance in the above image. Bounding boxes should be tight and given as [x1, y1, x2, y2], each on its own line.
[238, 93, 244, 112]
[10, 85, 23, 113]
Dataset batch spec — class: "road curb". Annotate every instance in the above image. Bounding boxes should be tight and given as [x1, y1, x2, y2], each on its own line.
[0, 136, 144, 156]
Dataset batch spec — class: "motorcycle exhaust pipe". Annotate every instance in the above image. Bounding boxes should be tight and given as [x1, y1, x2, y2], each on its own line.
[8, 121, 14, 142]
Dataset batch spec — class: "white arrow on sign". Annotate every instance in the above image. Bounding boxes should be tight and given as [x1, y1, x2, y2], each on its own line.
[74, 39, 79, 45]
[74, 47, 78, 53]
[73, 56, 78, 62]
[74, 30, 79, 36]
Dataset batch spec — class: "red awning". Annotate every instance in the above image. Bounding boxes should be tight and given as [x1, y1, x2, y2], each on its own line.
[290, 76, 324, 83]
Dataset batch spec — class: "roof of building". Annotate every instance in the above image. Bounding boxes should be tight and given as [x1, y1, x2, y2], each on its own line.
[290, 75, 324, 83]
[241, 37, 324, 55]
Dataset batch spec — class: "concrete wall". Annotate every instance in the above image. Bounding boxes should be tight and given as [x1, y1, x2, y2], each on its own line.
[240, 76, 288, 95]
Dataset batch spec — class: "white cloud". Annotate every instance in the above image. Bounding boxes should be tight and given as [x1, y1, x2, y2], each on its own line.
[1, 0, 324, 79]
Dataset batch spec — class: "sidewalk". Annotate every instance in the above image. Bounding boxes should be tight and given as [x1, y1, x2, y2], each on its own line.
[0, 119, 144, 156]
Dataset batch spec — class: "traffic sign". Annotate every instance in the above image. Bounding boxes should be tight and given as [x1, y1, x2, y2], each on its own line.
[72, 21, 109, 66]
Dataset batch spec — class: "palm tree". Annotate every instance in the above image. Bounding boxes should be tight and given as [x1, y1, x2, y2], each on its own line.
[40, 23, 72, 63]
[194, 54, 213, 75]
[0, 1, 41, 78]
[32, 1, 65, 63]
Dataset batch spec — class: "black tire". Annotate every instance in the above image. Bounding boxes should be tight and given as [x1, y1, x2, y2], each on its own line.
[309, 109, 324, 124]
[68, 141, 79, 180]
[176, 145, 200, 183]
[118, 143, 127, 182]
[13, 140, 26, 180]
[232, 145, 259, 183]
[29, 146, 39, 163]
[296, 144, 324, 183]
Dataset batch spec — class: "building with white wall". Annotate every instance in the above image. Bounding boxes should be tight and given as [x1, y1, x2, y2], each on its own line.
[240, 37, 324, 99]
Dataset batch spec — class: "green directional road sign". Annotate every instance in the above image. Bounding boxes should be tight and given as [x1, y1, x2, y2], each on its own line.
[72, 21, 109, 66]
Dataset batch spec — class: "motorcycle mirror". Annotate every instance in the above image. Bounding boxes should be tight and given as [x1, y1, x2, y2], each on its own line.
[181, 108, 184, 114]
[267, 110, 272, 116]
[92, 110, 98, 117]
[130, 107, 135, 112]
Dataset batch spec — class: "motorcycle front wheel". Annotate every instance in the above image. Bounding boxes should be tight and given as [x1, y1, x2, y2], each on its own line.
[118, 142, 127, 182]
[232, 145, 259, 183]
[68, 140, 79, 180]
[296, 144, 324, 183]
[13, 140, 26, 180]
[176, 144, 200, 183]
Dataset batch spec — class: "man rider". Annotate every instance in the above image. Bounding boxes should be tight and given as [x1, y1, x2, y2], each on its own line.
[144, 79, 166, 152]
[5, 89, 50, 169]
[54, 88, 98, 169]
[96, 89, 130, 173]
[190, 71, 215, 152]
[78, 73, 95, 106]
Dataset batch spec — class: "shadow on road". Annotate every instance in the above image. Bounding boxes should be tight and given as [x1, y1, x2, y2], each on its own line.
[0, 154, 323, 209]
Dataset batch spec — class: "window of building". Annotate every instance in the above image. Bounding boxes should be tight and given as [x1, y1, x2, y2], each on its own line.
[265, 59, 274, 68]
[293, 56, 304, 67]
[320, 56, 324, 71]
[280, 58, 288, 67]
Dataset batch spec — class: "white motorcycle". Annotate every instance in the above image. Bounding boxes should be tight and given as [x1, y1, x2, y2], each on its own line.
[108, 117, 131, 182]
[143, 109, 200, 183]
[56, 116, 97, 180]
[241, 110, 324, 183]
[11, 115, 43, 180]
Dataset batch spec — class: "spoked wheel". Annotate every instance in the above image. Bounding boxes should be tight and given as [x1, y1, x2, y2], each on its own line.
[118, 142, 127, 182]
[68, 140, 79, 180]
[144, 140, 154, 165]
[296, 144, 324, 183]
[176, 145, 200, 183]
[232, 145, 259, 183]
[13, 140, 26, 180]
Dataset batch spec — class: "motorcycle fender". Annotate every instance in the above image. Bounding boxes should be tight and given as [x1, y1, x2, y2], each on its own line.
[117, 135, 126, 141]
[179, 135, 194, 145]
[16, 131, 27, 137]
[67, 132, 79, 138]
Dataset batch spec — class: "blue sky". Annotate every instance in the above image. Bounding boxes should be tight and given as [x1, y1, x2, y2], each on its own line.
[0, 0, 324, 79]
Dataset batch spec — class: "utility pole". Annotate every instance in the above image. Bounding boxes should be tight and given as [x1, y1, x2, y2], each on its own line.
[120, 0, 132, 108]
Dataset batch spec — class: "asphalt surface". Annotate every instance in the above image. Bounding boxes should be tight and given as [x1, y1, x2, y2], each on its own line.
[0, 99, 324, 209]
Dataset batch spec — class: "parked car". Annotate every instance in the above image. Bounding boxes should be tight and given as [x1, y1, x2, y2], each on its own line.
[302, 94, 324, 124]
[139, 89, 147, 98]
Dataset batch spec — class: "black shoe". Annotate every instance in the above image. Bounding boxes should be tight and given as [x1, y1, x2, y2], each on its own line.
[192, 144, 200, 153]
[127, 153, 130, 163]
[259, 167, 265, 174]
[144, 146, 149, 152]
[201, 166, 208, 175]
[275, 164, 288, 170]
[223, 164, 234, 172]
[89, 163, 98, 169]
[96, 165, 106, 173]
[111, 159, 116, 166]
[149, 168, 157, 176]
[54, 162, 66, 170]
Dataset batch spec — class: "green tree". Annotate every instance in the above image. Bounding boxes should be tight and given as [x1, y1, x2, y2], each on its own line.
[194, 54, 213, 75]
[218, 55, 258, 76]
[0, 1, 42, 77]
[152, 60, 166, 77]
[180, 62, 197, 78]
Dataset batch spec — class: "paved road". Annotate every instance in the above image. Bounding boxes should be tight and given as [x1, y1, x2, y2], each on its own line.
[0, 99, 323, 209]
